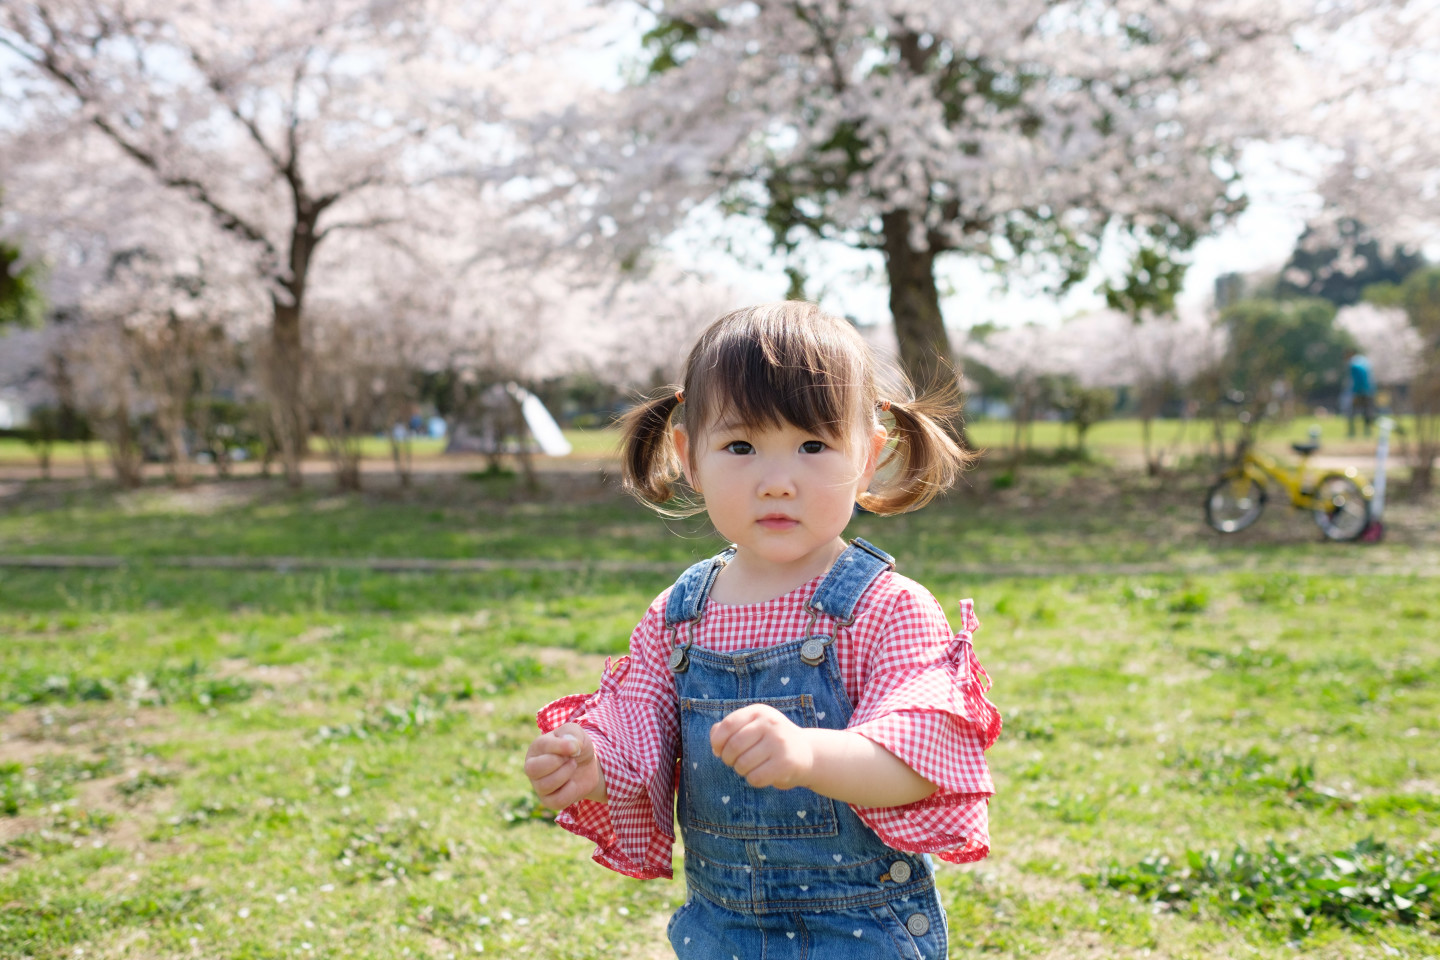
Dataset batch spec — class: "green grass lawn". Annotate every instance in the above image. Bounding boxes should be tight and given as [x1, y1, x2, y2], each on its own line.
[1, 466, 1436, 959]
[0, 429, 622, 467]
[0, 416, 1412, 470]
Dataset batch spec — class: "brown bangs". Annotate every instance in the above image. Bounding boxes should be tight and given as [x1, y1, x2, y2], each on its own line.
[679, 302, 873, 452]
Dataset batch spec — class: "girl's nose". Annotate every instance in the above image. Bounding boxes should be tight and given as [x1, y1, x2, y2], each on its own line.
[757, 466, 797, 498]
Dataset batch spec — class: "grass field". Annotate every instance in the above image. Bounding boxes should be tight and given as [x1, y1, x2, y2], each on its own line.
[0, 415, 1414, 469]
[1, 463, 1437, 959]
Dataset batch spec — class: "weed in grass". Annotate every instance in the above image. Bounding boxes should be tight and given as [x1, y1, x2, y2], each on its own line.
[1183, 644, 1290, 672]
[1169, 588, 1210, 614]
[334, 815, 467, 884]
[6, 807, 117, 859]
[1090, 838, 1440, 936]
[3, 662, 255, 710]
[151, 799, 240, 838]
[313, 694, 453, 742]
[1166, 747, 1358, 812]
[1005, 709, 1056, 741]
[500, 793, 560, 826]
[0, 885, 205, 955]
[485, 654, 551, 695]
[0, 755, 118, 814]
[113, 767, 179, 803]
[1035, 790, 1107, 824]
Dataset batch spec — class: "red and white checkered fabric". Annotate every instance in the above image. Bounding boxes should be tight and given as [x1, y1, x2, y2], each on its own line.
[536, 570, 1002, 881]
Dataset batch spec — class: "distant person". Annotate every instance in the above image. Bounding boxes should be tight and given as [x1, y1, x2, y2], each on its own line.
[522, 302, 1001, 959]
[1346, 348, 1375, 438]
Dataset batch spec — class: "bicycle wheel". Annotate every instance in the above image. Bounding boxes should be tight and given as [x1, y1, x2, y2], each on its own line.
[1205, 474, 1266, 533]
[1311, 473, 1370, 541]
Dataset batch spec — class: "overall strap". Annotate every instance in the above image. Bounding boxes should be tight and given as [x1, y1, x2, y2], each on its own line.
[664, 546, 737, 628]
[806, 538, 895, 626]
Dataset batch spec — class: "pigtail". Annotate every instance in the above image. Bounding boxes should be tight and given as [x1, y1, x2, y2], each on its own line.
[859, 387, 976, 515]
[617, 388, 689, 509]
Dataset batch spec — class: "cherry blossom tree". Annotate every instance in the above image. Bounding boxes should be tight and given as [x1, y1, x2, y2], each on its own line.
[965, 305, 1225, 464]
[0, 0, 543, 484]
[964, 322, 1077, 459]
[548, 0, 1331, 404]
[1310, 2, 1440, 257]
[1335, 302, 1422, 388]
[0, 136, 269, 483]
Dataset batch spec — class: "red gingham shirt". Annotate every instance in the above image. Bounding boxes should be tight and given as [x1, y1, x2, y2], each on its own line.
[536, 570, 1002, 881]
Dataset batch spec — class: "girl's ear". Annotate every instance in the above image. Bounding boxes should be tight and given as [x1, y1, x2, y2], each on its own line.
[859, 423, 888, 486]
[673, 424, 700, 493]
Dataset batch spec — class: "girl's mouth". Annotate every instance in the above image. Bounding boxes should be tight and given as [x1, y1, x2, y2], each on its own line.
[757, 515, 799, 529]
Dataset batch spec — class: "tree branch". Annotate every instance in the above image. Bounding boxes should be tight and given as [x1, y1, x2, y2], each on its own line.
[315, 216, 401, 243]
[7, 12, 281, 272]
[85, 112, 279, 268]
[189, 48, 290, 180]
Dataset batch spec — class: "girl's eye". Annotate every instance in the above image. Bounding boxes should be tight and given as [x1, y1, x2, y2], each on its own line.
[724, 441, 754, 455]
[800, 440, 826, 454]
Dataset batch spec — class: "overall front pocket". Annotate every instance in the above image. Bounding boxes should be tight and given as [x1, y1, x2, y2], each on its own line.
[680, 695, 840, 840]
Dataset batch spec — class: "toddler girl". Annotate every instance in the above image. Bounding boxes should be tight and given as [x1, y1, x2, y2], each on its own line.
[524, 302, 1001, 958]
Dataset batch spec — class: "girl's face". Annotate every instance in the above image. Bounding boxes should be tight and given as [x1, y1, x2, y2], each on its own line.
[674, 414, 887, 578]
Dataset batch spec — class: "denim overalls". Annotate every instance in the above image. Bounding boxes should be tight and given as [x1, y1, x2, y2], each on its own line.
[664, 538, 949, 960]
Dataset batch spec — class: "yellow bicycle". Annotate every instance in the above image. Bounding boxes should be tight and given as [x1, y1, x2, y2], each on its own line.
[1204, 432, 1371, 541]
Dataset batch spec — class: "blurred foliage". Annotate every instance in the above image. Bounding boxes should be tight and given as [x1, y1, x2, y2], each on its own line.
[1055, 384, 1115, 453]
[1399, 266, 1440, 340]
[0, 239, 45, 329]
[0, 193, 46, 329]
[1276, 219, 1426, 308]
[1102, 241, 1191, 321]
[1219, 297, 1356, 417]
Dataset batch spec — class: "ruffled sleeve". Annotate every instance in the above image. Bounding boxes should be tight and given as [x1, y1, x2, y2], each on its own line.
[846, 593, 1002, 863]
[535, 593, 679, 879]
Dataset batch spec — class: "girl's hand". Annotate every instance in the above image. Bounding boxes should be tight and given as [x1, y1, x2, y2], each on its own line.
[709, 704, 816, 791]
[525, 723, 606, 809]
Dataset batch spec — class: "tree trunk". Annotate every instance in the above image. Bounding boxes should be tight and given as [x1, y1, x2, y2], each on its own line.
[104, 401, 144, 489]
[389, 432, 413, 488]
[882, 210, 954, 393]
[880, 211, 971, 449]
[1410, 367, 1440, 493]
[160, 408, 194, 488]
[269, 299, 306, 487]
[1141, 414, 1158, 476]
[267, 213, 321, 488]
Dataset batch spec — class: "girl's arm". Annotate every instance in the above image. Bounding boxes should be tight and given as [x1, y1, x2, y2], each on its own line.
[710, 704, 937, 808]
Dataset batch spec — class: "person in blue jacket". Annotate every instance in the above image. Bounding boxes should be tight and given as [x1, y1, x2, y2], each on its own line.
[1346, 349, 1375, 438]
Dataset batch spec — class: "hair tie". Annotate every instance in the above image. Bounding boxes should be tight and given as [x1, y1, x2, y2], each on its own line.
[675, 389, 686, 404]
[878, 398, 892, 412]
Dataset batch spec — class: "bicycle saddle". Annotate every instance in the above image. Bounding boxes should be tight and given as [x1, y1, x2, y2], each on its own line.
[1291, 441, 1320, 456]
